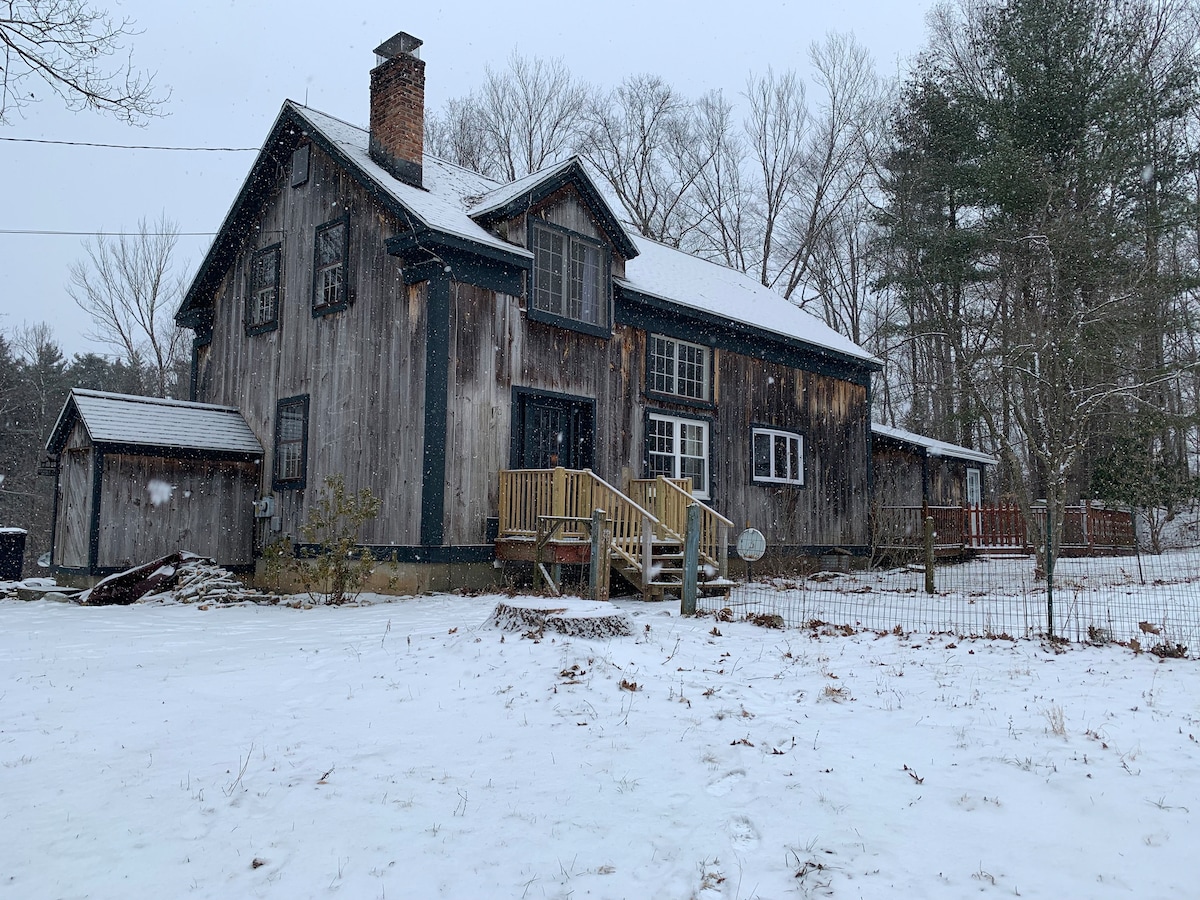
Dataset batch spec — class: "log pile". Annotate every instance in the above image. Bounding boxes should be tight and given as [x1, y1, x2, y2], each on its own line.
[143, 558, 276, 605]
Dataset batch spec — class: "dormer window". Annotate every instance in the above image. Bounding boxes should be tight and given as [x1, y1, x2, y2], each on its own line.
[529, 221, 609, 335]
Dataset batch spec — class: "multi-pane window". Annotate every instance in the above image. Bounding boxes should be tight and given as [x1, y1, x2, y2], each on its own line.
[752, 427, 803, 485]
[274, 395, 309, 489]
[313, 218, 347, 312]
[649, 334, 710, 401]
[246, 244, 280, 332]
[647, 413, 709, 498]
[531, 222, 606, 329]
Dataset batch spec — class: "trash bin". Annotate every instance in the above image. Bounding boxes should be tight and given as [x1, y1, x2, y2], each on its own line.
[0, 528, 27, 580]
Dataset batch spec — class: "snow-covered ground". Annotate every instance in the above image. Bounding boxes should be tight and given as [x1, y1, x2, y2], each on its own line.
[2, 593, 1198, 899]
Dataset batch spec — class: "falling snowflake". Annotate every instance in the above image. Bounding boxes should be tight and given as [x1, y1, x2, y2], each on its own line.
[147, 479, 175, 507]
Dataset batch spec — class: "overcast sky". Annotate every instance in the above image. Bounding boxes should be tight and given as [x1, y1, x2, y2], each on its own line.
[0, 0, 931, 359]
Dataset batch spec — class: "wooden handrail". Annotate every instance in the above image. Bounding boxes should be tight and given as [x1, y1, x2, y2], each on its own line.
[656, 476, 733, 578]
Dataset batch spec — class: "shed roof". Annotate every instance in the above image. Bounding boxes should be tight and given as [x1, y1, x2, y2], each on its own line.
[872, 423, 997, 466]
[46, 390, 263, 456]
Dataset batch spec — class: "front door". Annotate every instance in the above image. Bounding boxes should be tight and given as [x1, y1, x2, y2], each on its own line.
[514, 391, 594, 470]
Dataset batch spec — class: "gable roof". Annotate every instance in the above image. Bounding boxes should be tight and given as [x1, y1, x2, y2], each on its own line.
[178, 101, 532, 325]
[46, 389, 263, 457]
[176, 100, 876, 370]
[620, 236, 881, 367]
[468, 156, 640, 260]
[872, 423, 997, 466]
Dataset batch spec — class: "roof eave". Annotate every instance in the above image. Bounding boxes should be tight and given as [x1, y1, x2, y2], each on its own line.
[616, 282, 882, 375]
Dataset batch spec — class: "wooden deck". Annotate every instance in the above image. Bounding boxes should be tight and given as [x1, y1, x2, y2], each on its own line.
[496, 468, 733, 598]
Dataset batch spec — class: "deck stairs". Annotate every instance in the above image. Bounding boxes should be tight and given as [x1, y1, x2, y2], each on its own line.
[496, 468, 734, 600]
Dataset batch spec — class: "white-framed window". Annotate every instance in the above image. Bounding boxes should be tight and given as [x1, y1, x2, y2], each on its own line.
[649, 334, 710, 401]
[313, 217, 348, 312]
[752, 427, 803, 485]
[246, 244, 281, 332]
[531, 222, 606, 329]
[647, 413, 709, 498]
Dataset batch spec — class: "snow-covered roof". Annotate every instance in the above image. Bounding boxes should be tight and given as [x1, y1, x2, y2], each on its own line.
[872, 423, 997, 466]
[47, 390, 263, 456]
[621, 236, 881, 366]
[467, 157, 578, 219]
[182, 100, 876, 369]
[291, 104, 530, 261]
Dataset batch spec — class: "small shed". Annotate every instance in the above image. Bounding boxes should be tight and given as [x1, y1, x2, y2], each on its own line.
[872, 423, 997, 508]
[45, 389, 264, 582]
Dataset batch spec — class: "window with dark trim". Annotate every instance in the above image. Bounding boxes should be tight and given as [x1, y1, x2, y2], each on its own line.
[647, 412, 710, 498]
[312, 216, 349, 314]
[291, 144, 310, 188]
[273, 395, 309, 489]
[752, 427, 803, 486]
[649, 334, 710, 401]
[530, 220, 608, 333]
[245, 244, 281, 334]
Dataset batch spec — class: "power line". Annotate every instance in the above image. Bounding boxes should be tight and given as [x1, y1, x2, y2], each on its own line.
[0, 229, 217, 236]
[0, 136, 259, 152]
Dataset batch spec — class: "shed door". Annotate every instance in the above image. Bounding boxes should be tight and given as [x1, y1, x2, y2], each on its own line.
[514, 394, 594, 470]
[55, 447, 92, 567]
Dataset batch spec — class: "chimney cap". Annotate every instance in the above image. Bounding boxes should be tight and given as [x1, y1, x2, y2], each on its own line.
[374, 32, 422, 62]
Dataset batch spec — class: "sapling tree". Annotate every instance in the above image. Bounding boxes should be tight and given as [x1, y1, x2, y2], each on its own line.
[266, 475, 382, 604]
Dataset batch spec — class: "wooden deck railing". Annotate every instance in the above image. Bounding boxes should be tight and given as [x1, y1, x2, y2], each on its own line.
[629, 476, 734, 578]
[498, 468, 660, 573]
[874, 502, 1136, 555]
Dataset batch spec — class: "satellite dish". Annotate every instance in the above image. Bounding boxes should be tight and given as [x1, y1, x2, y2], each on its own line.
[736, 528, 766, 562]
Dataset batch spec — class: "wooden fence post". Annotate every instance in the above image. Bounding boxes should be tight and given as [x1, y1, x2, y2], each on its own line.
[681, 503, 700, 616]
[924, 515, 935, 595]
[589, 508, 611, 602]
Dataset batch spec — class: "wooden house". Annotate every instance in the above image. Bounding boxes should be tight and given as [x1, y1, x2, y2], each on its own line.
[45, 389, 263, 580]
[156, 30, 880, 593]
[871, 423, 996, 509]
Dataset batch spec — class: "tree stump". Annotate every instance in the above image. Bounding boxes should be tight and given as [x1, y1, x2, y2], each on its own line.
[490, 598, 632, 639]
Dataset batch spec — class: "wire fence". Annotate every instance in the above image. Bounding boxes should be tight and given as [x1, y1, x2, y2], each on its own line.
[701, 546, 1200, 658]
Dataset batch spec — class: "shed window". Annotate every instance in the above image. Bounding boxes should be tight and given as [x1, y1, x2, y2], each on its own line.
[752, 427, 803, 485]
[313, 217, 348, 314]
[649, 334, 710, 401]
[245, 244, 281, 333]
[647, 413, 709, 498]
[274, 395, 309, 489]
[531, 222, 607, 332]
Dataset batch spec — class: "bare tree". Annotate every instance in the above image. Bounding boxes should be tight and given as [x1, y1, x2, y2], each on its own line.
[67, 215, 186, 398]
[0, 0, 165, 124]
[581, 75, 715, 247]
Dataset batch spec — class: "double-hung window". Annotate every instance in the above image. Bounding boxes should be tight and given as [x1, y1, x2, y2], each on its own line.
[649, 334, 710, 402]
[313, 217, 348, 314]
[752, 427, 803, 486]
[647, 413, 710, 498]
[246, 244, 281, 333]
[273, 395, 309, 490]
[530, 222, 607, 332]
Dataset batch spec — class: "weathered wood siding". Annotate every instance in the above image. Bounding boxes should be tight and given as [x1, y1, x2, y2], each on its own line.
[716, 357, 871, 547]
[195, 140, 426, 545]
[872, 444, 925, 508]
[95, 455, 259, 567]
[53, 421, 92, 567]
[445, 193, 872, 550]
[443, 280, 639, 545]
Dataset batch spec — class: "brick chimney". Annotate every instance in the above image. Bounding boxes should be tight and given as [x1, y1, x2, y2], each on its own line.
[369, 31, 424, 189]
